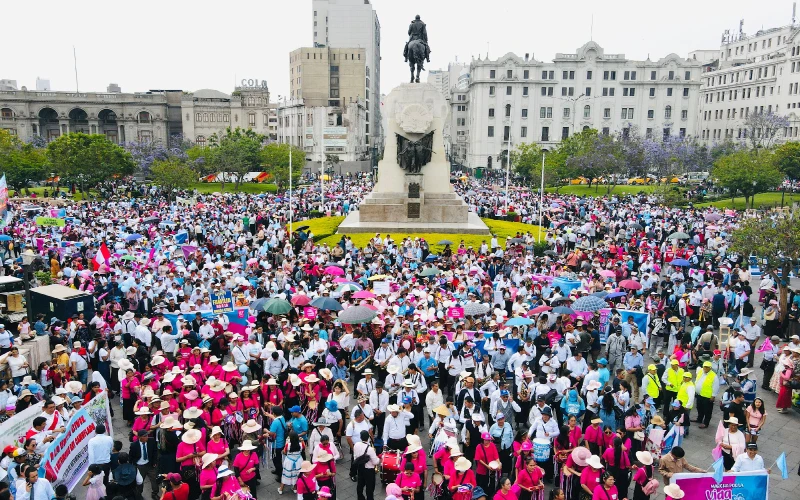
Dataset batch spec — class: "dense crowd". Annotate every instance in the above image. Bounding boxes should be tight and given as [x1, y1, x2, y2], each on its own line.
[0, 174, 796, 500]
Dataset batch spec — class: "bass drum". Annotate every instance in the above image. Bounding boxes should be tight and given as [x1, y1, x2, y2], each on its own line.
[379, 450, 402, 485]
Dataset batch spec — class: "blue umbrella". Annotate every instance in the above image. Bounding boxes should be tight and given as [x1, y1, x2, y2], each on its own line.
[505, 317, 534, 327]
[425, 254, 439, 262]
[592, 291, 609, 298]
[552, 306, 575, 315]
[671, 258, 691, 267]
[572, 295, 608, 312]
[311, 296, 344, 311]
[606, 291, 628, 299]
[125, 233, 143, 242]
[0, 235, 11, 242]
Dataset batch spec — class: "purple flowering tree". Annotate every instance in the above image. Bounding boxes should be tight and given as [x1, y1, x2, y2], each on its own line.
[124, 134, 189, 176]
[743, 111, 790, 151]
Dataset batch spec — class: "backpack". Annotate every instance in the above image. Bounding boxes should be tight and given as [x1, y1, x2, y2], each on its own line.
[642, 466, 659, 495]
[350, 444, 371, 481]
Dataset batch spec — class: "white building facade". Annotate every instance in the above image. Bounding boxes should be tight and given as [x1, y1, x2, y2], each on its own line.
[696, 24, 800, 143]
[181, 86, 277, 147]
[312, 0, 381, 150]
[452, 42, 702, 170]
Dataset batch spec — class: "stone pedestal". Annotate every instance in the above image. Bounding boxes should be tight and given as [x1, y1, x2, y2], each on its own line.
[338, 83, 489, 235]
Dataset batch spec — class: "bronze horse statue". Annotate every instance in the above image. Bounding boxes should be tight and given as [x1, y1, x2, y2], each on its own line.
[407, 39, 427, 83]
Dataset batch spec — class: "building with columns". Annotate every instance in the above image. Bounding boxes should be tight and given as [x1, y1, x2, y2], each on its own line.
[448, 41, 702, 170]
[0, 86, 175, 143]
[180, 85, 276, 146]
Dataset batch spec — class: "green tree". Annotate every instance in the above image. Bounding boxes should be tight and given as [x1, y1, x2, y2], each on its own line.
[713, 150, 783, 208]
[772, 141, 800, 180]
[186, 145, 218, 177]
[150, 158, 196, 200]
[547, 128, 597, 190]
[326, 154, 341, 176]
[46, 133, 135, 195]
[731, 215, 800, 320]
[262, 143, 304, 190]
[207, 127, 265, 192]
[0, 130, 48, 193]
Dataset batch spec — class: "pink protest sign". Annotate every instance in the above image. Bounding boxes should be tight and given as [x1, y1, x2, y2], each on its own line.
[304, 307, 317, 320]
[448, 307, 464, 319]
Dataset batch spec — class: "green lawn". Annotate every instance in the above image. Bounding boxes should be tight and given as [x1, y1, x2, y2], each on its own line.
[187, 182, 277, 194]
[545, 184, 664, 196]
[695, 192, 800, 210]
[11, 186, 95, 201]
[298, 217, 546, 254]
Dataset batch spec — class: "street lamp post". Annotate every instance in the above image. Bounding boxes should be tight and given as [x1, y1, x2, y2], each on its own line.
[21, 249, 36, 324]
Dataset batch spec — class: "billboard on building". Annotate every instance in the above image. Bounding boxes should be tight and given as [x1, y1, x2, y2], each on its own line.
[323, 126, 347, 147]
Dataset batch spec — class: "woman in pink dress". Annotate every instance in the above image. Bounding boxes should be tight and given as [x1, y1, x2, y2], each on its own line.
[513, 458, 544, 500]
[494, 477, 518, 500]
[210, 465, 240, 499]
[776, 360, 794, 412]
[450, 457, 477, 500]
[206, 426, 230, 466]
[131, 408, 152, 442]
[396, 462, 423, 500]
[591, 473, 622, 500]
[232, 440, 260, 494]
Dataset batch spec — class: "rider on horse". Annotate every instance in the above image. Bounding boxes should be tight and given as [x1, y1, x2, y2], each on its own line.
[404, 15, 431, 67]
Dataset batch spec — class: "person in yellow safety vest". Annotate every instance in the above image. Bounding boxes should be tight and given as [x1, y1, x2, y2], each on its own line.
[676, 371, 695, 436]
[661, 359, 684, 410]
[642, 364, 662, 408]
[694, 360, 720, 428]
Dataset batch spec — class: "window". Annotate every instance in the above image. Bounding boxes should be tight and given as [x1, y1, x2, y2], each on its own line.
[507, 70, 513, 78]
[648, 87, 655, 97]
[624, 71, 636, 80]
[521, 126, 528, 137]
[488, 126, 494, 137]
[522, 108, 528, 118]
[224, 114, 229, 122]
[541, 70, 548, 79]
[540, 107, 547, 118]
[562, 127, 570, 139]
[330, 65, 339, 72]
[563, 108, 570, 118]
[489, 108, 495, 117]
[585, 87, 592, 96]
[583, 105, 590, 118]
[524, 70, 530, 79]
[523, 86, 529, 96]
[646, 128, 652, 138]
[210, 113, 215, 122]
[248, 113, 256, 126]
[196, 135, 206, 147]
[547, 107, 552, 118]
[138, 111, 151, 123]
[603, 71, 609, 80]
[603, 108, 611, 119]
[679, 128, 686, 137]
[650, 71, 657, 80]
[602, 127, 610, 135]
[202, 113, 208, 122]
[569, 71, 575, 79]
[490, 70, 496, 79]
[681, 110, 688, 119]
[549, 71, 554, 79]
[685, 71, 691, 80]
[195, 113, 201, 121]
[547, 87, 553, 96]
[503, 126, 510, 141]
[663, 128, 671, 139]
[505, 104, 511, 117]
[562, 87, 567, 96]
[457, 105, 466, 112]
[541, 127, 549, 141]
[602, 88, 615, 96]
[587, 70, 593, 79]
[541, 87, 547, 96]
[563, 71, 569, 79]
[667, 88, 673, 97]
[647, 109, 654, 119]
[489, 86, 495, 96]
[457, 118, 466, 126]
[668, 70, 674, 80]
[506, 86, 512, 95]
[664, 106, 672, 119]
[623, 88, 635, 96]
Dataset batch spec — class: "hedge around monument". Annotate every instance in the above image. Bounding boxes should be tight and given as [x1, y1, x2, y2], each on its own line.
[290, 216, 545, 255]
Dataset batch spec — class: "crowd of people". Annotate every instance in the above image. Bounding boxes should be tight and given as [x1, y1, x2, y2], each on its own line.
[0, 174, 796, 500]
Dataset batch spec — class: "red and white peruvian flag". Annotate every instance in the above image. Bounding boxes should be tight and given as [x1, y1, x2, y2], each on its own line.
[93, 242, 112, 271]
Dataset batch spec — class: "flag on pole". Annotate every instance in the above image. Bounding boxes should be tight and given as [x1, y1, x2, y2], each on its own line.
[175, 231, 189, 244]
[776, 452, 789, 480]
[711, 457, 725, 484]
[756, 337, 774, 353]
[92, 242, 112, 271]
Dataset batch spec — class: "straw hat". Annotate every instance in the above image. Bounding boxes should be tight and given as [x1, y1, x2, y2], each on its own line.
[305, 374, 320, 383]
[239, 440, 257, 451]
[571, 447, 591, 467]
[181, 376, 196, 386]
[118, 359, 134, 371]
[159, 401, 171, 411]
[289, 374, 302, 387]
[636, 451, 653, 466]
[210, 426, 223, 437]
[319, 368, 333, 380]
[586, 455, 603, 469]
[406, 434, 422, 448]
[449, 447, 463, 457]
[299, 461, 316, 473]
[66, 381, 83, 394]
[217, 466, 234, 478]
[159, 416, 182, 429]
[405, 443, 423, 454]
[446, 437, 460, 450]
[182, 429, 202, 444]
[725, 417, 740, 425]
[183, 407, 202, 419]
[651, 415, 665, 426]
[663, 484, 685, 499]
[52, 345, 66, 354]
[202, 453, 219, 468]
[135, 408, 152, 416]
[433, 404, 450, 416]
[317, 451, 334, 462]
[222, 362, 238, 372]
[266, 379, 278, 386]
[454, 457, 472, 471]
[151, 355, 165, 366]
[241, 419, 262, 433]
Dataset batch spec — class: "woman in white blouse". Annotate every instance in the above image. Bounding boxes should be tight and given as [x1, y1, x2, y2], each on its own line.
[7, 347, 29, 385]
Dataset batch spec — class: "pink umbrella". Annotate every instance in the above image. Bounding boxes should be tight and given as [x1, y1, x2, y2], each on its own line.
[333, 277, 350, 283]
[362, 304, 378, 311]
[619, 279, 642, 290]
[599, 270, 616, 278]
[291, 295, 311, 306]
[353, 290, 376, 299]
[528, 305, 552, 316]
[324, 266, 345, 276]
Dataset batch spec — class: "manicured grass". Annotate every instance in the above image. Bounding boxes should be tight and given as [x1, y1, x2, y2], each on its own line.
[545, 184, 664, 196]
[11, 186, 95, 201]
[303, 217, 545, 254]
[695, 192, 800, 210]
[187, 182, 278, 194]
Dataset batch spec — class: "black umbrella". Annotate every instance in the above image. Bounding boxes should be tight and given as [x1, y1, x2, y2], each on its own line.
[544, 250, 558, 257]
[628, 222, 643, 230]
[509, 238, 524, 244]
[295, 225, 310, 231]
[142, 217, 160, 225]
[550, 297, 572, 304]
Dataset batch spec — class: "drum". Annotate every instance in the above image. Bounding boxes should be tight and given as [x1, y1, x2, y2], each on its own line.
[428, 473, 445, 499]
[380, 450, 402, 484]
[533, 438, 551, 462]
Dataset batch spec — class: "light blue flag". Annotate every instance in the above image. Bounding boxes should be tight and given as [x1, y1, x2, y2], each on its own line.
[712, 457, 725, 484]
[776, 452, 789, 480]
[175, 231, 188, 244]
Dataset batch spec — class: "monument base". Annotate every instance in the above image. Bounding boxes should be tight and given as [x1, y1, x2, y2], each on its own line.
[337, 210, 490, 235]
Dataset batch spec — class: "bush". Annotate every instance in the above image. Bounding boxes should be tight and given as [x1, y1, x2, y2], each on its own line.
[506, 211, 519, 222]
[34, 271, 53, 286]
[308, 211, 323, 219]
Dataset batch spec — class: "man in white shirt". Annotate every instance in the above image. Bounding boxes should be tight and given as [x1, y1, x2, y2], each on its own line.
[356, 370, 378, 397]
[87, 424, 114, 484]
[742, 319, 762, 368]
[731, 443, 769, 473]
[345, 410, 374, 456]
[528, 407, 561, 440]
[566, 352, 589, 386]
[425, 381, 444, 426]
[382, 404, 414, 451]
[369, 384, 390, 432]
[16, 468, 55, 500]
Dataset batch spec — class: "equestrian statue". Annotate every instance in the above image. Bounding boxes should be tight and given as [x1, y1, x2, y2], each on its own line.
[404, 15, 431, 83]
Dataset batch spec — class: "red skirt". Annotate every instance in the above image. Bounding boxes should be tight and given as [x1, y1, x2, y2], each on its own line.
[776, 385, 793, 409]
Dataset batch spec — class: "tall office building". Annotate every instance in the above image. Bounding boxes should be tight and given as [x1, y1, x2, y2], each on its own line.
[312, 0, 381, 150]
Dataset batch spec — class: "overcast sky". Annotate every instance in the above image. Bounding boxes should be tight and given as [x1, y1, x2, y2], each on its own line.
[2, 0, 793, 99]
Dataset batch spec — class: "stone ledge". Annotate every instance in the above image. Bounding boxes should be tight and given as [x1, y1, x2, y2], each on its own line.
[337, 211, 491, 235]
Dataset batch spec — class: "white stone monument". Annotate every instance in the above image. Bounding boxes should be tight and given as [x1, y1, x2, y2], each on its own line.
[338, 83, 489, 234]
